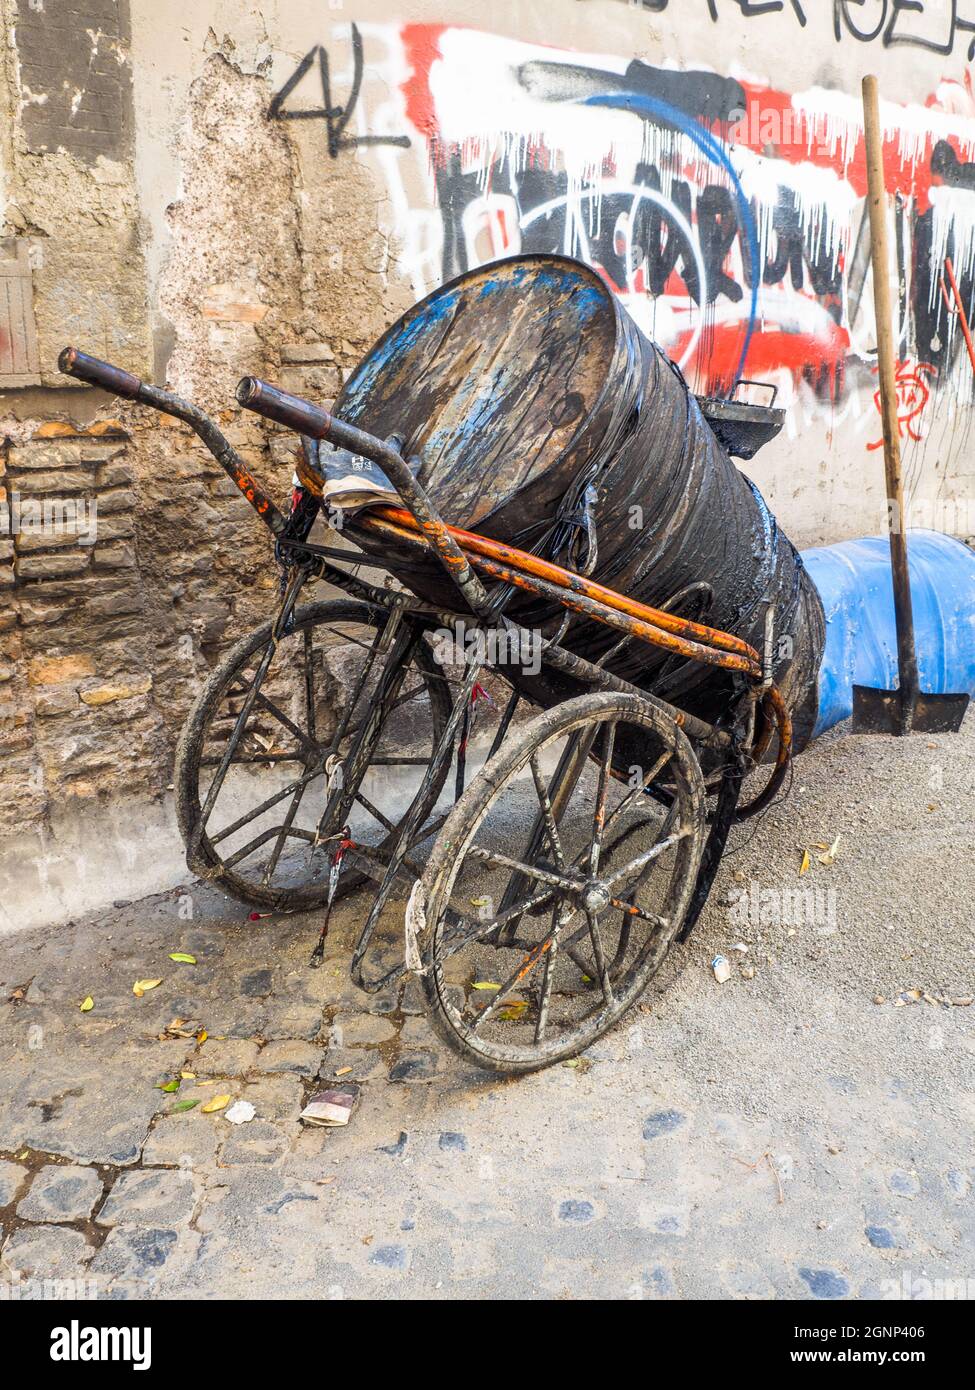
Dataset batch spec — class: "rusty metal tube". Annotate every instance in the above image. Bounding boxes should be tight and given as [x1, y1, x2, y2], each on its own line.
[236, 375, 493, 617]
[59, 347, 287, 536]
[359, 509, 759, 677]
[373, 505, 761, 664]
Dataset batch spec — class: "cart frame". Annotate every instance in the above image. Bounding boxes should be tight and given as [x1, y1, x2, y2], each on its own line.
[58, 345, 793, 1070]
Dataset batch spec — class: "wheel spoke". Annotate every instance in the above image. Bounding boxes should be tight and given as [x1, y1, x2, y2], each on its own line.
[530, 753, 566, 869]
[471, 930, 559, 1030]
[261, 776, 313, 887]
[585, 909, 615, 1006]
[588, 721, 617, 878]
[304, 625, 317, 745]
[534, 902, 571, 1042]
[464, 842, 582, 895]
[227, 682, 317, 758]
[208, 764, 324, 846]
[605, 828, 688, 887]
[198, 751, 305, 766]
[354, 790, 396, 834]
[602, 750, 673, 839]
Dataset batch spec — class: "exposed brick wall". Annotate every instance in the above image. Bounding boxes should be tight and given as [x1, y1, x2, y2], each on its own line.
[0, 427, 170, 832]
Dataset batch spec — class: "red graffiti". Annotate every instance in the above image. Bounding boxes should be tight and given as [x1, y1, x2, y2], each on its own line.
[867, 361, 936, 451]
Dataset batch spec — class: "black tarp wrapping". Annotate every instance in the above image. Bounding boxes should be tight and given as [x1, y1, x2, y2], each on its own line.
[333, 254, 825, 750]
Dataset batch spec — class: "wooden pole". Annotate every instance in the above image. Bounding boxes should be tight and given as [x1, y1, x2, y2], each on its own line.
[862, 74, 918, 731]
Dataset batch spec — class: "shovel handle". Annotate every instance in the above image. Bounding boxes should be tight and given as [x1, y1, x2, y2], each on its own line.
[862, 75, 919, 728]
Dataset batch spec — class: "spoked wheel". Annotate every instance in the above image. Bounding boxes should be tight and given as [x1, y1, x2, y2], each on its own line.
[175, 599, 451, 910]
[418, 692, 707, 1074]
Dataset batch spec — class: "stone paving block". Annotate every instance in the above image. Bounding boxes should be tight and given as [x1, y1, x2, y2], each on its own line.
[1, 1224, 93, 1279]
[318, 1047, 386, 1083]
[219, 1121, 296, 1166]
[255, 1040, 323, 1075]
[194, 1039, 260, 1076]
[330, 1012, 397, 1046]
[140, 1117, 222, 1169]
[89, 1226, 200, 1291]
[0, 1158, 28, 1207]
[241, 1074, 304, 1121]
[262, 1004, 325, 1041]
[97, 1169, 199, 1227]
[17, 1163, 104, 1223]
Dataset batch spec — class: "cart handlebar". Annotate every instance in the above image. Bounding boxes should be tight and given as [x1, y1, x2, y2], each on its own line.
[237, 376, 332, 441]
[237, 375, 494, 617]
[58, 346, 143, 399]
[58, 347, 288, 537]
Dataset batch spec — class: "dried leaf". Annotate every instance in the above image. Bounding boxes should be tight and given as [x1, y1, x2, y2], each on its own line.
[133, 978, 162, 998]
[335, 1066, 353, 1076]
[498, 1002, 529, 1020]
[817, 835, 841, 867]
[171, 1098, 200, 1114]
[80, 996, 94, 1013]
[201, 1093, 230, 1114]
[168, 953, 197, 965]
[562, 1056, 592, 1073]
[798, 849, 810, 877]
[180, 1071, 196, 1080]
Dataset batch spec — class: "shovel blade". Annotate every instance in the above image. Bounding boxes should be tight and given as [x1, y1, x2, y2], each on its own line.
[852, 684, 969, 735]
[912, 692, 970, 733]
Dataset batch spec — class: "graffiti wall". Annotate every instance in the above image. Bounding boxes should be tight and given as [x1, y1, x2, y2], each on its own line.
[266, 11, 975, 495]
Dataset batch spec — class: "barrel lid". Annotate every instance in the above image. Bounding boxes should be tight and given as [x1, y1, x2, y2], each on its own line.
[335, 255, 619, 528]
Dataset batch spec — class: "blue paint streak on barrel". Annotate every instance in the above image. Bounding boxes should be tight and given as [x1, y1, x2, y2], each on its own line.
[803, 531, 975, 737]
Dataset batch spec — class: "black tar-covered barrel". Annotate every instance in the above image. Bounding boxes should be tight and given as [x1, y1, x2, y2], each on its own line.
[335, 255, 825, 749]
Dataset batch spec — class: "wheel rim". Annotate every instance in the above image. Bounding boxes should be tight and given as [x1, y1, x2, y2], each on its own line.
[422, 693, 705, 1070]
[177, 602, 451, 909]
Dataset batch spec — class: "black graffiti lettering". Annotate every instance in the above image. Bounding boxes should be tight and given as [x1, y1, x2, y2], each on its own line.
[834, 0, 888, 42]
[697, 186, 743, 303]
[269, 25, 411, 156]
[834, 0, 975, 56]
[708, 0, 807, 23]
[886, 0, 953, 53]
[763, 190, 805, 291]
[635, 166, 682, 296]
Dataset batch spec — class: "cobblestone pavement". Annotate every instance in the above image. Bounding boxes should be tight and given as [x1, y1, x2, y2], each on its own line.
[1, 720, 973, 1301]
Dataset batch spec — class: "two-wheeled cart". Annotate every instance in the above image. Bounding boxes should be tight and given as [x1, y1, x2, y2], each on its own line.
[59, 255, 815, 1075]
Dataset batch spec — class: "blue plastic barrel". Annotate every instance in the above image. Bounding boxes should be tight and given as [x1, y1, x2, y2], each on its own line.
[802, 531, 975, 737]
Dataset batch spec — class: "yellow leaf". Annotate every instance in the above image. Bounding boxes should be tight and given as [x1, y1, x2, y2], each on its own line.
[133, 978, 162, 997]
[498, 1002, 529, 1021]
[196, 1029, 208, 1044]
[180, 1071, 196, 1080]
[201, 1094, 230, 1114]
[80, 996, 94, 1013]
[472, 982, 501, 991]
[169, 952, 197, 965]
[798, 849, 810, 877]
[335, 1066, 352, 1076]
